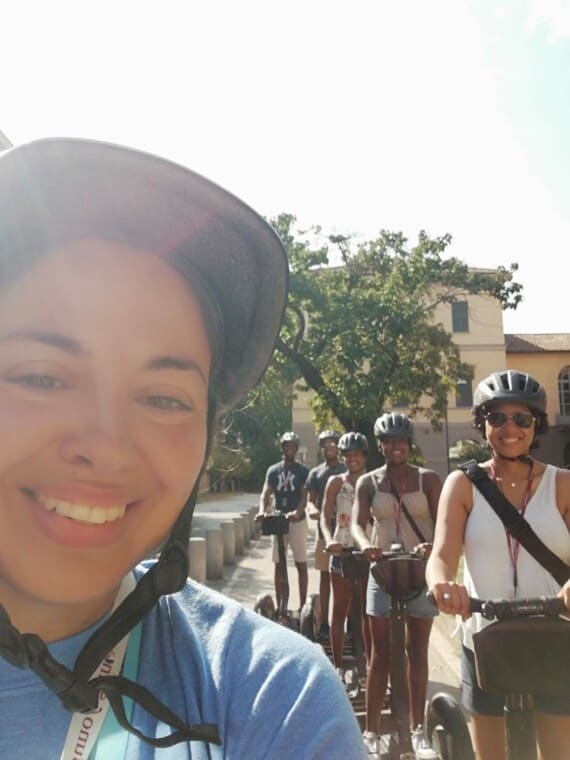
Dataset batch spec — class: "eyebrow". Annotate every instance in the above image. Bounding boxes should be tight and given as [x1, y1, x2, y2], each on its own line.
[0, 330, 83, 354]
[144, 356, 208, 384]
[0, 330, 208, 384]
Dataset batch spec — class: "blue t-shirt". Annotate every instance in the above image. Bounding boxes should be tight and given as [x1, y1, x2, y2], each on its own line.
[306, 461, 347, 511]
[264, 460, 309, 513]
[0, 563, 365, 759]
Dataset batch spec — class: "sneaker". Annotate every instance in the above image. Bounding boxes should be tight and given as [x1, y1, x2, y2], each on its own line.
[362, 730, 378, 756]
[317, 622, 330, 641]
[411, 725, 438, 759]
[335, 667, 345, 682]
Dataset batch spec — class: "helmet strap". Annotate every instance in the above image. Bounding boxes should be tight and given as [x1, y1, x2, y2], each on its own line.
[0, 476, 221, 748]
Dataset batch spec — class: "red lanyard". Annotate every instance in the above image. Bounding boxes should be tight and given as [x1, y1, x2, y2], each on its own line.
[387, 476, 407, 537]
[490, 464, 534, 591]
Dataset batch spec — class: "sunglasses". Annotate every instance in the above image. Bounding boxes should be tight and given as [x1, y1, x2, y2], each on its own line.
[484, 411, 535, 429]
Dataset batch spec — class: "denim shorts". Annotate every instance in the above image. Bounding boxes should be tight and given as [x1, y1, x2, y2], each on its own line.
[366, 571, 438, 619]
[329, 554, 343, 574]
[461, 645, 570, 716]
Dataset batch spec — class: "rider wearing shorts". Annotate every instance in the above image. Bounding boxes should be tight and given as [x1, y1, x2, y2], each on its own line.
[353, 412, 441, 759]
[427, 371, 570, 760]
[320, 432, 370, 675]
[259, 432, 310, 610]
[306, 430, 346, 639]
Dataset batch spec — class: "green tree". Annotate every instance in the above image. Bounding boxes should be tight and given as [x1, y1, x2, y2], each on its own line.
[210, 363, 296, 491]
[449, 439, 489, 469]
[272, 215, 521, 468]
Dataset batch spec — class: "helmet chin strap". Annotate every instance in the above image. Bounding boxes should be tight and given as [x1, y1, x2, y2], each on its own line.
[0, 476, 221, 748]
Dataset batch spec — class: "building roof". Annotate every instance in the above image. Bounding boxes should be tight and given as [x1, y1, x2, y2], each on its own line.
[505, 333, 570, 353]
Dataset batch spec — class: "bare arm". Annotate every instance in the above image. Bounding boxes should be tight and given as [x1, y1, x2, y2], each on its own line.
[425, 469, 472, 619]
[306, 487, 320, 520]
[423, 469, 442, 524]
[556, 468, 570, 612]
[257, 480, 274, 517]
[351, 474, 382, 561]
[320, 476, 343, 549]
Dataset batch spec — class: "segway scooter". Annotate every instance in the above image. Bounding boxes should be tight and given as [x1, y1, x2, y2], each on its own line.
[426, 595, 570, 760]
[371, 544, 472, 760]
[254, 509, 318, 633]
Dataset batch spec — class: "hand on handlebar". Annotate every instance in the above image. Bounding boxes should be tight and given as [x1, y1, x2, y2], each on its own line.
[362, 545, 382, 562]
[558, 578, 570, 614]
[325, 540, 343, 555]
[428, 582, 471, 620]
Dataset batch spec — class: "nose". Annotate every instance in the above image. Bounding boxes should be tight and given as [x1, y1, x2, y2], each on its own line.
[58, 395, 137, 475]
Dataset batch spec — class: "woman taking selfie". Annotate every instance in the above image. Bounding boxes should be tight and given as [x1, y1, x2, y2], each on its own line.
[0, 138, 364, 759]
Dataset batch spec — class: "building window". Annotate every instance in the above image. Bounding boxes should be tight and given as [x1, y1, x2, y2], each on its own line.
[455, 378, 473, 408]
[451, 301, 469, 333]
[559, 367, 570, 417]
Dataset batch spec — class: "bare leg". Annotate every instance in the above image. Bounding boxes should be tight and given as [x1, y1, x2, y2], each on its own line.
[295, 561, 308, 608]
[274, 564, 283, 609]
[470, 714, 506, 760]
[320, 570, 330, 625]
[405, 616, 433, 728]
[536, 713, 570, 760]
[330, 572, 352, 669]
[366, 615, 391, 734]
[359, 575, 372, 667]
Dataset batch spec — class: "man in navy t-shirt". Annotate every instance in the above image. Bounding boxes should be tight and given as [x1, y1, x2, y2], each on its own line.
[258, 432, 309, 610]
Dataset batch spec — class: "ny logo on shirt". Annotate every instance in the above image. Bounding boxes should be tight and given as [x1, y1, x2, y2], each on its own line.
[277, 470, 297, 492]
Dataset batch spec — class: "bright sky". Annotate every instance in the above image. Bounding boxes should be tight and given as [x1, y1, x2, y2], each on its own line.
[2, 0, 569, 335]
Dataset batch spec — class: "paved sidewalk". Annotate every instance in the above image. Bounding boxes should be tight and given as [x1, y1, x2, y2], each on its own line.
[194, 492, 462, 702]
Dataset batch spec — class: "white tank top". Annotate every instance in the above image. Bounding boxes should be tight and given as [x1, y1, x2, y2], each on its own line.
[370, 469, 434, 551]
[462, 465, 570, 649]
[332, 478, 355, 547]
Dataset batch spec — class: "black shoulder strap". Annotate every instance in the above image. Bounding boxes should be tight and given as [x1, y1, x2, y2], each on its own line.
[459, 459, 570, 586]
[387, 480, 427, 544]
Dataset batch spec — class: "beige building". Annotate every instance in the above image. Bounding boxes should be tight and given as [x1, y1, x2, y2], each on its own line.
[292, 294, 570, 476]
[505, 334, 570, 468]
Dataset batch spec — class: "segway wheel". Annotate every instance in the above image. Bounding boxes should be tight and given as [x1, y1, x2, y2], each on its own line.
[426, 692, 474, 760]
[299, 593, 321, 641]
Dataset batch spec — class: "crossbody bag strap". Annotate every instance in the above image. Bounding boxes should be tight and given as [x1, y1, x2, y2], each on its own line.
[387, 480, 427, 544]
[459, 459, 570, 586]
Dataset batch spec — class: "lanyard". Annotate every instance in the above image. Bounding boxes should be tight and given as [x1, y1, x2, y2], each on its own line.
[60, 572, 137, 760]
[490, 465, 534, 591]
[386, 476, 407, 538]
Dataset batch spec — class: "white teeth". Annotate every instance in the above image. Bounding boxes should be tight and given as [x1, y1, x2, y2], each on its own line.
[39, 496, 126, 524]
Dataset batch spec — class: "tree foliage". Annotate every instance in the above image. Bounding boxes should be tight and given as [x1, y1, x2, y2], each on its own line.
[209, 362, 297, 491]
[271, 215, 521, 467]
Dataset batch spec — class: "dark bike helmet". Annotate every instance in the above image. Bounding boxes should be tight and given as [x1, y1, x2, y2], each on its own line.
[472, 370, 548, 441]
[338, 432, 368, 453]
[280, 431, 300, 447]
[318, 429, 340, 444]
[374, 412, 414, 440]
[473, 370, 546, 414]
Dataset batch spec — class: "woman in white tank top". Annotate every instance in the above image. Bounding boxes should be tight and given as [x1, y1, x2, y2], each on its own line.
[352, 413, 442, 758]
[320, 433, 370, 676]
[426, 370, 570, 760]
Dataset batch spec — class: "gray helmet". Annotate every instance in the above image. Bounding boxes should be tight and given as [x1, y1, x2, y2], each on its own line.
[374, 412, 414, 440]
[318, 429, 340, 444]
[473, 370, 546, 414]
[280, 431, 300, 447]
[338, 432, 368, 453]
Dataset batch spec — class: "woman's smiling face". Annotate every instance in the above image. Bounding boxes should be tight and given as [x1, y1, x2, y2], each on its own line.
[0, 239, 211, 613]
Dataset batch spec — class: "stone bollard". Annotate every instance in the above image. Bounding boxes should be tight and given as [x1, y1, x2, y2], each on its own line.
[188, 536, 206, 584]
[233, 516, 245, 556]
[240, 512, 251, 546]
[221, 520, 236, 565]
[206, 527, 224, 580]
